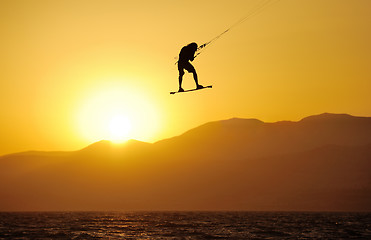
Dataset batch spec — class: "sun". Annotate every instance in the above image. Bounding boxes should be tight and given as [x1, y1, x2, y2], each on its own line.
[76, 81, 160, 144]
[108, 115, 131, 142]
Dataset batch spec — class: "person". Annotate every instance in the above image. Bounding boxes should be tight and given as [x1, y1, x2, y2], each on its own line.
[177, 42, 203, 92]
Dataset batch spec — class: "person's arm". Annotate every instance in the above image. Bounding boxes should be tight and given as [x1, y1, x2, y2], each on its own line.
[190, 50, 195, 61]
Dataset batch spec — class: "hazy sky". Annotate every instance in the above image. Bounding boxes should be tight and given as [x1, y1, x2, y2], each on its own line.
[1, 0, 371, 155]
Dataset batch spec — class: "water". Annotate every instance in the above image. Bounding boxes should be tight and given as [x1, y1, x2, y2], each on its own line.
[0, 212, 370, 239]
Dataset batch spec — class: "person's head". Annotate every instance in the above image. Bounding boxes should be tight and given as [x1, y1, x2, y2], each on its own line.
[188, 42, 198, 51]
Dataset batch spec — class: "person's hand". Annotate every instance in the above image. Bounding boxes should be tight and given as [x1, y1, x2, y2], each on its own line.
[198, 44, 206, 49]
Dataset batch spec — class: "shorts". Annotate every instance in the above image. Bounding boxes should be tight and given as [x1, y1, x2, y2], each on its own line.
[178, 61, 195, 75]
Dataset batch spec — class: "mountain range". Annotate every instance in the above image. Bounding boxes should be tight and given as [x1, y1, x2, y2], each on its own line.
[1, 113, 370, 211]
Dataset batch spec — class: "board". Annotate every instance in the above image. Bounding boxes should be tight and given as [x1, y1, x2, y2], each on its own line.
[170, 85, 212, 94]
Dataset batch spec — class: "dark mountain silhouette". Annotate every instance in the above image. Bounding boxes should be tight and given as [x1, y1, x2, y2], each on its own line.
[0, 113, 370, 211]
[155, 113, 371, 159]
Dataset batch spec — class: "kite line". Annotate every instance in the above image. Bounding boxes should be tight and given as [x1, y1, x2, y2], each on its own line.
[175, 0, 281, 63]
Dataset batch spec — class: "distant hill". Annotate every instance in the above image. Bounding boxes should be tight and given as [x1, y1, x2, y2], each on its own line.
[155, 113, 371, 158]
[0, 113, 370, 211]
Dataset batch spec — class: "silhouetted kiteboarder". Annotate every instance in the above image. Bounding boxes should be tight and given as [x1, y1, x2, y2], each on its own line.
[177, 42, 204, 91]
[171, 42, 212, 94]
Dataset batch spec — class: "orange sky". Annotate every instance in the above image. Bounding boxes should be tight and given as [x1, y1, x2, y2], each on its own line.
[1, 0, 371, 155]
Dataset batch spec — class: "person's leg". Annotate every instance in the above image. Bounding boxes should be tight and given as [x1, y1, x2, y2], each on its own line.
[178, 73, 184, 89]
[178, 67, 185, 91]
[184, 62, 201, 88]
[190, 69, 199, 87]
[190, 68, 203, 89]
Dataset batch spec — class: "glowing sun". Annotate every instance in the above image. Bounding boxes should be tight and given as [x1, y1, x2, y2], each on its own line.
[108, 115, 132, 142]
[76, 81, 160, 143]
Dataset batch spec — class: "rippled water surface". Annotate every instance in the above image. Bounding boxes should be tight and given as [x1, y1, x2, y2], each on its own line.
[0, 212, 370, 239]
